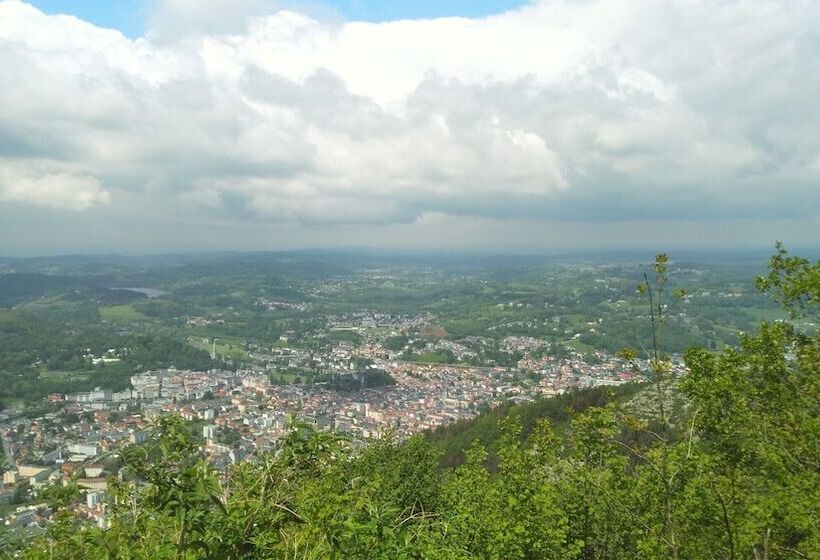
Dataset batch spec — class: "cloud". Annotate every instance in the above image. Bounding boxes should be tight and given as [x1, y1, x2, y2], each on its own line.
[0, 161, 110, 210]
[0, 0, 818, 234]
[145, 0, 343, 40]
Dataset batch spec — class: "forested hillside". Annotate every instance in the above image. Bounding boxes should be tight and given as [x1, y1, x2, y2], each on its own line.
[10, 247, 819, 559]
[0, 309, 219, 408]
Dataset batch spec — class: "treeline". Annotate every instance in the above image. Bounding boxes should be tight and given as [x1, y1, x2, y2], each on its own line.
[427, 382, 645, 468]
[0, 273, 86, 307]
[12, 247, 820, 559]
[319, 369, 397, 392]
[0, 272, 152, 308]
[0, 312, 219, 405]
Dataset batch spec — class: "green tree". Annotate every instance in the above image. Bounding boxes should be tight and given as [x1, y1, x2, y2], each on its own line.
[39, 480, 82, 509]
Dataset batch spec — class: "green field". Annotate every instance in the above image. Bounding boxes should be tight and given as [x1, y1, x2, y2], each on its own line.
[744, 307, 788, 322]
[566, 339, 596, 353]
[100, 304, 145, 322]
[188, 336, 248, 359]
[0, 309, 17, 322]
[38, 370, 91, 382]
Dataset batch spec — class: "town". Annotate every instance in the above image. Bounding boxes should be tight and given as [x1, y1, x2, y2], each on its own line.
[0, 307, 686, 535]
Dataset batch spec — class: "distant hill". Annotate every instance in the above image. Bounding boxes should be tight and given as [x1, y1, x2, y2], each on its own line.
[0, 273, 85, 307]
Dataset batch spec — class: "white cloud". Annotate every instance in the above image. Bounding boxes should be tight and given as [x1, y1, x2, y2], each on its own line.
[0, 0, 818, 230]
[0, 161, 110, 210]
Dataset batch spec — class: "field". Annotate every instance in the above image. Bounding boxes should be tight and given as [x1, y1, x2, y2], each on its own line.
[0, 308, 18, 322]
[38, 370, 91, 382]
[99, 304, 145, 322]
[188, 335, 249, 360]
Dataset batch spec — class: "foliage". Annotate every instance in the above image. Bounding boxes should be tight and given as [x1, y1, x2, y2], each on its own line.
[755, 241, 820, 318]
[384, 335, 408, 351]
[39, 480, 82, 509]
[427, 383, 644, 468]
[0, 313, 220, 403]
[323, 369, 396, 392]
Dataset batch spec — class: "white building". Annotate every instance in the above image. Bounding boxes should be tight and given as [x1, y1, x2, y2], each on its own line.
[67, 443, 99, 457]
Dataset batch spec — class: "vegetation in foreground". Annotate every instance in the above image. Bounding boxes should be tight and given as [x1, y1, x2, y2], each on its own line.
[8, 247, 820, 559]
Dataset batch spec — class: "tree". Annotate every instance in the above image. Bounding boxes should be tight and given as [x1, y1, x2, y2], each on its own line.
[678, 246, 820, 559]
[39, 480, 81, 509]
[755, 241, 820, 318]
[12, 479, 30, 504]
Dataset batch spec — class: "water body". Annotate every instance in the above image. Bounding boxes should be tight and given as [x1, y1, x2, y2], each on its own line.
[111, 287, 169, 298]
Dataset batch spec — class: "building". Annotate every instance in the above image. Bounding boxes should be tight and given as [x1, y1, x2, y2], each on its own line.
[129, 430, 149, 444]
[203, 425, 216, 441]
[67, 443, 99, 457]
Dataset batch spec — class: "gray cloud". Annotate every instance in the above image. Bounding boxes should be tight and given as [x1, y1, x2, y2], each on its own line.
[0, 0, 818, 253]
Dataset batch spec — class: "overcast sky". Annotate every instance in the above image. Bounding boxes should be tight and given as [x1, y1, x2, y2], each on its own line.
[1, 0, 818, 256]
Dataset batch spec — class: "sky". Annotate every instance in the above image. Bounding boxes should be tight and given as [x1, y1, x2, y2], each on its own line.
[0, 0, 818, 256]
[25, 1, 532, 37]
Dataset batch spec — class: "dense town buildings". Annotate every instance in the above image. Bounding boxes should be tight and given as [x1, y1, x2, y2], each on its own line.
[0, 311, 685, 534]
